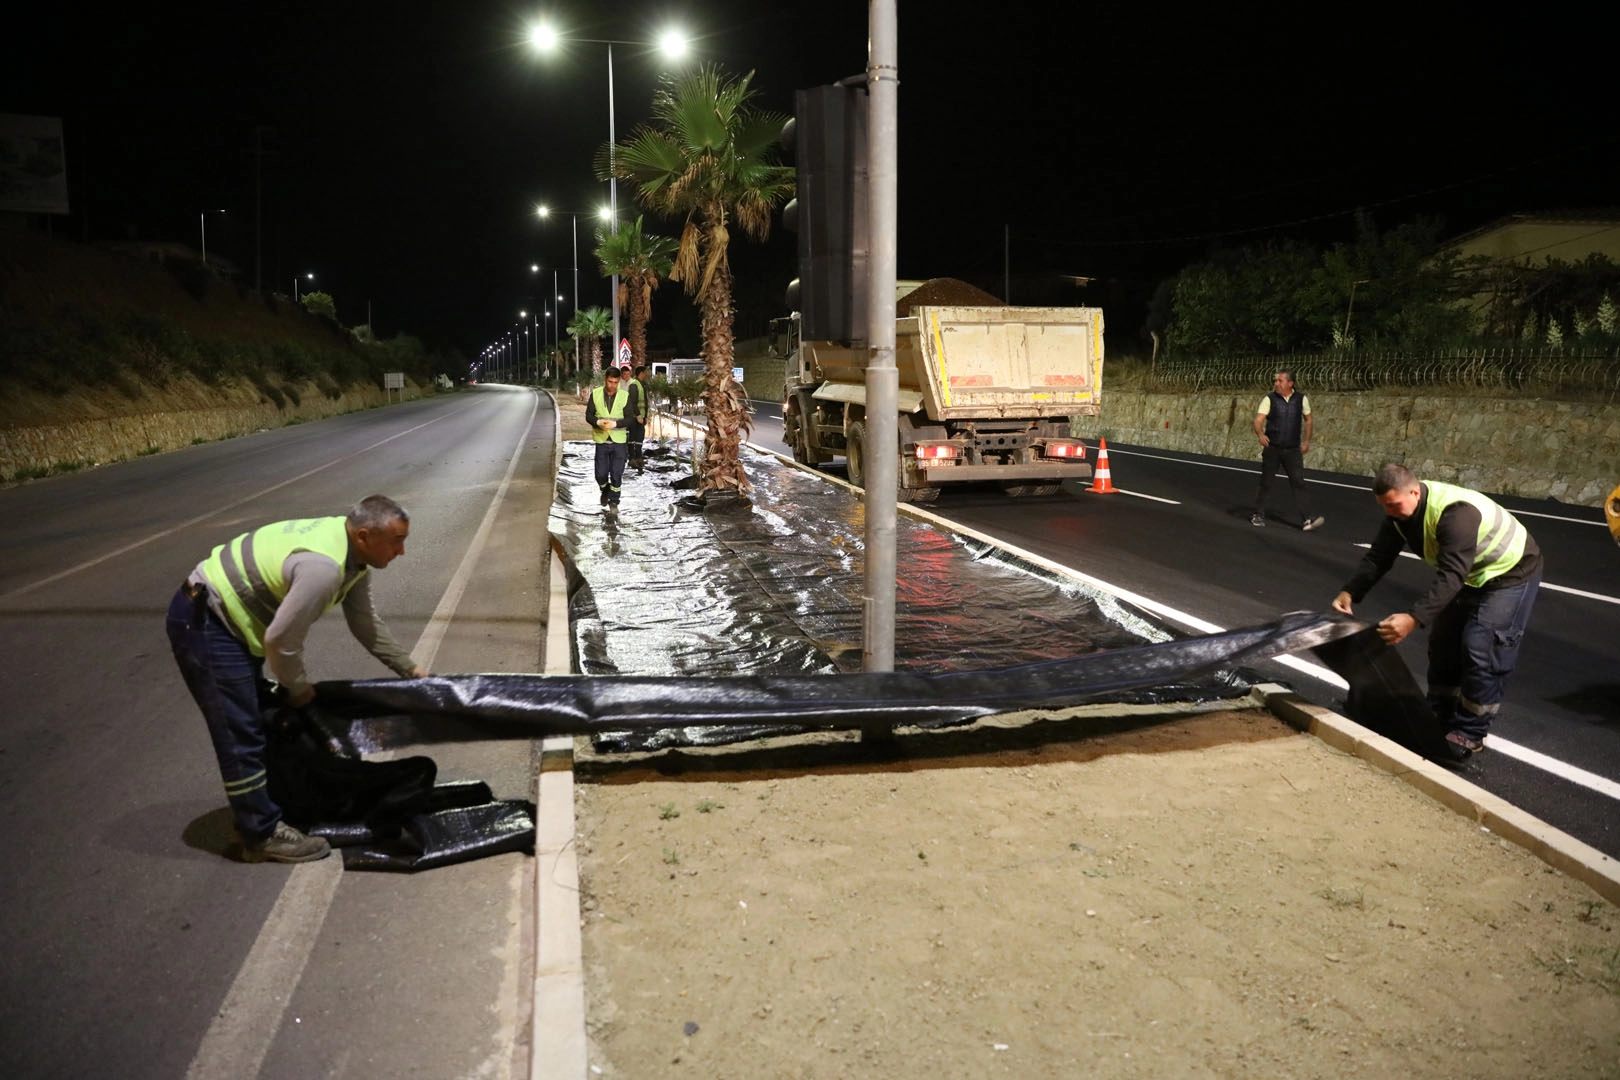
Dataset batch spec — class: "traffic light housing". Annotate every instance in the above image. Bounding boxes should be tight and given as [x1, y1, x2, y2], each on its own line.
[785, 83, 869, 345]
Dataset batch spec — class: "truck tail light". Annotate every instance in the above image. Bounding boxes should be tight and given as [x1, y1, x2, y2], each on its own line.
[1043, 440, 1086, 459]
[915, 443, 959, 462]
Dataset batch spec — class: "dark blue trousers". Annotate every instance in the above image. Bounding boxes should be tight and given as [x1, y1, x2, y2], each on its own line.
[166, 587, 281, 842]
[594, 441, 628, 504]
[1425, 570, 1541, 740]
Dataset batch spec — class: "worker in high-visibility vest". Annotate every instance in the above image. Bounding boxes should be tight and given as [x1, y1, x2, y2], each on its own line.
[165, 495, 427, 862]
[586, 366, 631, 511]
[1332, 463, 1542, 765]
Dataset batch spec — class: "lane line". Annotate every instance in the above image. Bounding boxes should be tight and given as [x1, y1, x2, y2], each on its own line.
[184, 394, 539, 1080]
[1101, 445, 1607, 526]
[1350, 544, 1620, 605]
[0, 412, 457, 602]
[1112, 489, 1181, 504]
[1486, 737, 1620, 801]
[907, 506, 1617, 803]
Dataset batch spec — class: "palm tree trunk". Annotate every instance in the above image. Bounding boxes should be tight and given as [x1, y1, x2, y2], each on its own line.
[699, 260, 746, 493]
[628, 275, 650, 371]
[591, 339, 602, 377]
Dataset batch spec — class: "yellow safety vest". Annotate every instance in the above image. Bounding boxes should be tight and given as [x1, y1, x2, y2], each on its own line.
[1421, 481, 1528, 588]
[200, 516, 360, 655]
[591, 385, 630, 443]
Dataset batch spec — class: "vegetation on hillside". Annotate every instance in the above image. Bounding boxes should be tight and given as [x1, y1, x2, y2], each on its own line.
[0, 231, 462, 417]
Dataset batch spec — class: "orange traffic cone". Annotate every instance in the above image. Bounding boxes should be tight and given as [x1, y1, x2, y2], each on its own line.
[1087, 438, 1118, 494]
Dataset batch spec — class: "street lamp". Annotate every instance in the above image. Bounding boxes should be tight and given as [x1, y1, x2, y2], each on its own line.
[528, 22, 689, 361]
[294, 271, 314, 301]
[537, 203, 613, 370]
[199, 209, 226, 266]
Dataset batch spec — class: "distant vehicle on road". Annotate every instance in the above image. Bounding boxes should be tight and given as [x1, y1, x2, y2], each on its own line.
[774, 284, 1104, 503]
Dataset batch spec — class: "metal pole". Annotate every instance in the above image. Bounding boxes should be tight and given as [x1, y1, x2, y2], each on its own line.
[862, 0, 900, 707]
[572, 214, 581, 374]
[200, 212, 207, 266]
[1004, 223, 1010, 303]
[607, 43, 621, 360]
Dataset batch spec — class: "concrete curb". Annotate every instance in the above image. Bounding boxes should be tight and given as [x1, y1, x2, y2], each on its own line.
[1257, 683, 1620, 907]
[532, 388, 588, 1080]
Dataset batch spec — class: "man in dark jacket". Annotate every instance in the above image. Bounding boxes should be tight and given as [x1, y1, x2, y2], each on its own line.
[1332, 463, 1542, 764]
[1251, 370, 1325, 531]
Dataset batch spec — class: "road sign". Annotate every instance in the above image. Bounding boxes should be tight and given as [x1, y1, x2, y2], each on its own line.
[617, 338, 631, 367]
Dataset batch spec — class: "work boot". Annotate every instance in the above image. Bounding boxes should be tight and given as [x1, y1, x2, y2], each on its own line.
[1250, 513, 1265, 527]
[1440, 730, 1485, 767]
[1303, 515, 1326, 531]
[243, 821, 332, 863]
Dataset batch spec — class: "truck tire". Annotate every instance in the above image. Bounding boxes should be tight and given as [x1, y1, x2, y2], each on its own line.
[845, 421, 867, 486]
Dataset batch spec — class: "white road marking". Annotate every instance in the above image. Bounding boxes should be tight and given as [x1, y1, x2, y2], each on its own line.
[1111, 489, 1181, 504]
[184, 394, 539, 1080]
[1350, 544, 1619, 605]
[1, 412, 458, 602]
[1485, 737, 1620, 801]
[1101, 445, 1608, 525]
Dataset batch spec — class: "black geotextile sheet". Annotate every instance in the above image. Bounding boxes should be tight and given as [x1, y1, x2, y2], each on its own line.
[313, 438, 1377, 755]
[545, 438, 1272, 749]
[265, 704, 534, 872]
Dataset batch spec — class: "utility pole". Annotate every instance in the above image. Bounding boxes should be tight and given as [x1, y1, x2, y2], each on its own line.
[862, 0, 899, 736]
[241, 125, 276, 294]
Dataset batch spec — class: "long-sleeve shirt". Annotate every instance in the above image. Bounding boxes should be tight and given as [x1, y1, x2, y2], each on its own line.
[191, 551, 417, 695]
[1340, 486, 1542, 626]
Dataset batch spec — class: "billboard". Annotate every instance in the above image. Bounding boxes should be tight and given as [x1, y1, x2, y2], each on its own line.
[0, 114, 69, 215]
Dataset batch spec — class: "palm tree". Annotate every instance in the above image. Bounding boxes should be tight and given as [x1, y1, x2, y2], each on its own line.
[567, 306, 613, 377]
[594, 216, 678, 373]
[601, 64, 794, 495]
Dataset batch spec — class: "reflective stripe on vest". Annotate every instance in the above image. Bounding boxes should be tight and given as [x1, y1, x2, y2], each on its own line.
[1421, 481, 1527, 588]
[199, 516, 360, 655]
[591, 385, 630, 443]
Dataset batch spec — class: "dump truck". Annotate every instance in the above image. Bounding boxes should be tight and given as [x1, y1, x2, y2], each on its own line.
[774, 300, 1105, 502]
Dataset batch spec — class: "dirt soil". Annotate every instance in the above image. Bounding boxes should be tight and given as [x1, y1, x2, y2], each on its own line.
[574, 705, 1620, 1079]
[895, 277, 1004, 316]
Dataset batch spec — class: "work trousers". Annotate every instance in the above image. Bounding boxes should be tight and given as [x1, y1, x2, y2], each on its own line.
[626, 418, 646, 465]
[1424, 570, 1541, 740]
[1253, 444, 1313, 519]
[594, 441, 629, 504]
[166, 586, 281, 843]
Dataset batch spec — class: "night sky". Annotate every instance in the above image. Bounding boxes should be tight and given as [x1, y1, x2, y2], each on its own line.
[5, 2, 1614, 359]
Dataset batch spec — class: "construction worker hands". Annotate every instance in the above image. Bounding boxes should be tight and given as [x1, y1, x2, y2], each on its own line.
[289, 685, 316, 708]
[1331, 591, 1354, 615]
[1376, 613, 1416, 645]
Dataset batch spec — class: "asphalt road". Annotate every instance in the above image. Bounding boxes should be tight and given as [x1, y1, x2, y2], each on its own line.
[0, 385, 556, 1079]
[742, 399, 1620, 862]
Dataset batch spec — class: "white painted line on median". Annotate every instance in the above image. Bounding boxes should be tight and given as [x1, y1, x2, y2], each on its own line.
[185, 394, 539, 1080]
[1351, 544, 1619, 606]
[1103, 445, 1607, 526]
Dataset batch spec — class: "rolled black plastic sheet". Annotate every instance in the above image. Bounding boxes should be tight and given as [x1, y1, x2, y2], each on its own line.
[313, 611, 1365, 751]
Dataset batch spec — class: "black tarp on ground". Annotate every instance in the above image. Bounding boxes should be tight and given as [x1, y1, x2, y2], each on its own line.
[313, 610, 1366, 752]
[1312, 626, 1453, 761]
[265, 705, 534, 872]
[544, 439, 1280, 749]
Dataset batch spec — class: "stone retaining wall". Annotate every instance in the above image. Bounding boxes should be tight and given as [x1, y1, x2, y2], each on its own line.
[0, 380, 422, 482]
[1071, 389, 1620, 506]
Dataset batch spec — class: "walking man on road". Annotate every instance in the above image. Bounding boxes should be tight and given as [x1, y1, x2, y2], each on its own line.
[166, 495, 427, 863]
[1251, 369, 1325, 531]
[625, 364, 650, 469]
[587, 366, 631, 510]
[1331, 463, 1542, 764]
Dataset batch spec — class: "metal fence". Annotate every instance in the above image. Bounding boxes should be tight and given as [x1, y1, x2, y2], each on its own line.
[1147, 348, 1620, 397]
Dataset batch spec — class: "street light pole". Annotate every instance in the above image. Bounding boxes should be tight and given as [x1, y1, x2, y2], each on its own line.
[294, 272, 313, 301]
[607, 41, 620, 357]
